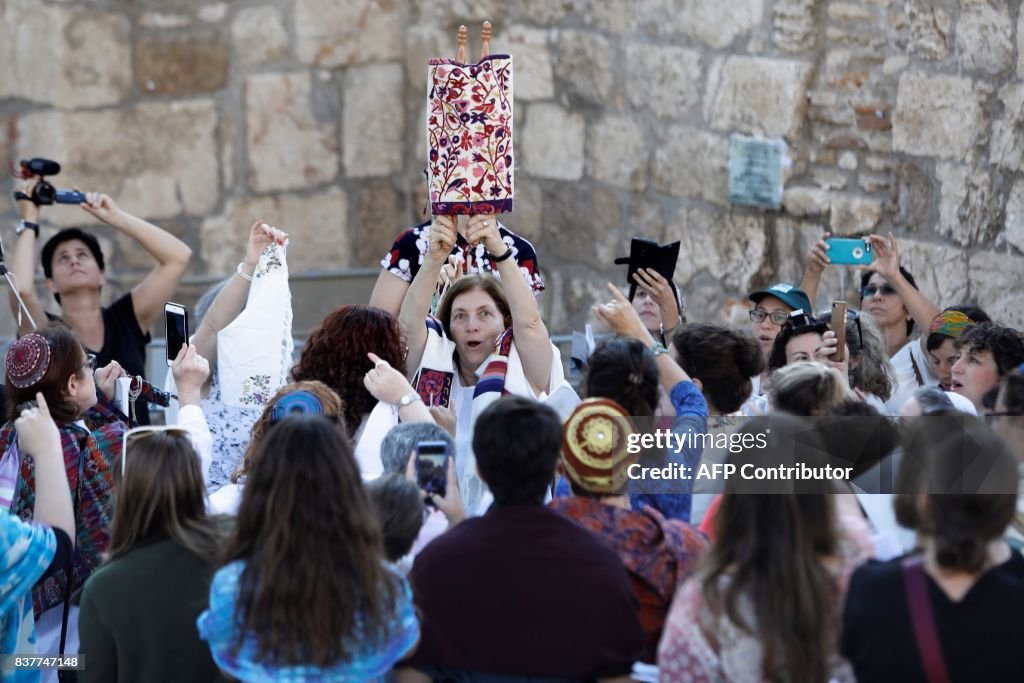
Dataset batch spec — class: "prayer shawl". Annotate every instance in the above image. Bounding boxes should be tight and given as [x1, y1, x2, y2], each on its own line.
[427, 55, 514, 215]
[412, 317, 570, 512]
[1, 397, 125, 615]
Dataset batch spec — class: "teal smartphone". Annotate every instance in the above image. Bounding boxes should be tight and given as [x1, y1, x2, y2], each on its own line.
[826, 237, 873, 266]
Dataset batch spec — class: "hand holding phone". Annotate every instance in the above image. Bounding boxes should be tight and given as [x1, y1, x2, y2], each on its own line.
[830, 301, 847, 363]
[825, 237, 873, 266]
[415, 441, 450, 499]
[164, 302, 189, 367]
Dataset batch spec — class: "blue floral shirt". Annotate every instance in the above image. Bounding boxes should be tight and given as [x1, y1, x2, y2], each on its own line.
[1, 514, 56, 683]
[197, 560, 418, 682]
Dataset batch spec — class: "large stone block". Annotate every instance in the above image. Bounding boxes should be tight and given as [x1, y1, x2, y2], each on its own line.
[888, 160, 934, 232]
[135, 36, 229, 95]
[404, 25, 447, 89]
[651, 126, 729, 205]
[586, 116, 649, 191]
[15, 101, 219, 223]
[354, 180, 405, 267]
[502, 26, 554, 101]
[934, 163, 999, 246]
[199, 190, 349, 274]
[773, 0, 818, 53]
[905, 1, 951, 60]
[294, 0, 402, 67]
[1019, 8, 1024, 78]
[955, 0, 1013, 74]
[625, 45, 702, 119]
[651, 0, 764, 49]
[577, 0, 634, 33]
[0, 0, 130, 107]
[342, 63, 404, 179]
[967, 250, 1024, 328]
[705, 56, 815, 139]
[892, 73, 985, 159]
[990, 84, 1024, 172]
[782, 187, 832, 216]
[665, 207, 768, 292]
[521, 104, 584, 181]
[232, 7, 289, 66]
[540, 184, 623, 266]
[554, 30, 614, 104]
[1003, 179, 1024, 254]
[899, 238, 969, 309]
[829, 196, 881, 234]
[245, 73, 339, 192]
[506, 176, 543, 243]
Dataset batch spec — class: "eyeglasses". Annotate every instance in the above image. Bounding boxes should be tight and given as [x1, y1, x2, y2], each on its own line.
[83, 353, 97, 371]
[119, 425, 192, 479]
[750, 309, 790, 325]
[860, 284, 898, 299]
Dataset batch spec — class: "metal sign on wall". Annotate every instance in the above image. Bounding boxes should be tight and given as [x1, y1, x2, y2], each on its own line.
[728, 135, 786, 210]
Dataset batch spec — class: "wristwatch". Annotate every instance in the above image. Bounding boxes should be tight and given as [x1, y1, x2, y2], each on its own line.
[398, 392, 422, 408]
[15, 220, 39, 238]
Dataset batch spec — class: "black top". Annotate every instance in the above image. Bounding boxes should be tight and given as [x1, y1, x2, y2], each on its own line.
[408, 504, 644, 680]
[841, 550, 1024, 682]
[48, 292, 152, 424]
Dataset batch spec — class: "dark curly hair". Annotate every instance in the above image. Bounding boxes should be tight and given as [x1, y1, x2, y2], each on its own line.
[925, 304, 991, 352]
[291, 305, 406, 436]
[584, 338, 659, 417]
[954, 323, 1024, 377]
[767, 316, 829, 373]
[672, 323, 763, 414]
[224, 415, 399, 667]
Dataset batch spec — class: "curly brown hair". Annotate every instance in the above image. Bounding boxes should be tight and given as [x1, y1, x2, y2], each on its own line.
[291, 305, 406, 436]
[231, 381, 345, 484]
[224, 415, 400, 667]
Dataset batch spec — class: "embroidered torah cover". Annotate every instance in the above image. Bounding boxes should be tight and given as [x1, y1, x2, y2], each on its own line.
[427, 54, 513, 215]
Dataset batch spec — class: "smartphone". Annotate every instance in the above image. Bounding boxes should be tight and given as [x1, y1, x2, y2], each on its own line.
[831, 301, 847, 363]
[164, 302, 189, 367]
[415, 441, 450, 498]
[826, 237, 873, 265]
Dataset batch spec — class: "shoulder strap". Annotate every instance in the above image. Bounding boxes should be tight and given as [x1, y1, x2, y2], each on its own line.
[909, 349, 926, 387]
[58, 447, 86, 658]
[901, 554, 951, 683]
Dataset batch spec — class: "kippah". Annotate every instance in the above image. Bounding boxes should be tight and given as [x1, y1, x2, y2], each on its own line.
[929, 310, 974, 339]
[6, 333, 51, 389]
[270, 390, 325, 423]
[561, 398, 636, 495]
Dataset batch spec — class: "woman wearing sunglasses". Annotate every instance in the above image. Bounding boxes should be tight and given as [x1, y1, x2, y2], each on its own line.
[198, 415, 419, 681]
[78, 418, 226, 683]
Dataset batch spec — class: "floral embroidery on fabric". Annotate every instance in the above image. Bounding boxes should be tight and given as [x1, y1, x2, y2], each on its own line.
[239, 374, 273, 406]
[427, 54, 513, 215]
[256, 246, 283, 278]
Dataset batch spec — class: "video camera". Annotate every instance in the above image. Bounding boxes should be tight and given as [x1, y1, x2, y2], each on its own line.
[13, 158, 86, 205]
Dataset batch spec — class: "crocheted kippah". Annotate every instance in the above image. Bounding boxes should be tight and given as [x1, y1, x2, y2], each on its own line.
[561, 398, 637, 495]
[929, 310, 974, 339]
[270, 390, 325, 423]
[5, 333, 51, 389]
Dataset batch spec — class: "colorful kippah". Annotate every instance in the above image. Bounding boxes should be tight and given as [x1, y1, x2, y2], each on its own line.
[270, 390, 325, 423]
[561, 398, 637, 495]
[929, 310, 974, 339]
[5, 334, 51, 389]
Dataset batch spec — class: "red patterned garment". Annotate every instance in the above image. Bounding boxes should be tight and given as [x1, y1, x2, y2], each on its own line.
[549, 496, 708, 664]
[427, 54, 513, 215]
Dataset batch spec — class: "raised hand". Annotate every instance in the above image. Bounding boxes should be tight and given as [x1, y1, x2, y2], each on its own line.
[245, 220, 289, 266]
[464, 214, 505, 255]
[172, 343, 211, 405]
[807, 232, 832, 274]
[859, 232, 900, 279]
[592, 283, 651, 343]
[633, 268, 680, 328]
[79, 191, 122, 223]
[363, 352, 416, 405]
[15, 393, 61, 458]
[427, 216, 458, 260]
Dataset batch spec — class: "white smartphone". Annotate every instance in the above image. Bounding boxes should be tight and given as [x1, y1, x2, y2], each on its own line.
[164, 302, 189, 367]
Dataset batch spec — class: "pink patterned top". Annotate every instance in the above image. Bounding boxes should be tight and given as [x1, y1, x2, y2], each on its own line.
[657, 515, 873, 682]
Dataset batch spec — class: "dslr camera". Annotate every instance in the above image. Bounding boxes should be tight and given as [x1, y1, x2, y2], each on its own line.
[14, 158, 86, 206]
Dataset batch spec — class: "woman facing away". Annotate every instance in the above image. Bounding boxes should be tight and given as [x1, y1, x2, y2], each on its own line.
[197, 415, 419, 681]
[841, 413, 1024, 681]
[78, 425, 228, 683]
[659, 415, 873, 682]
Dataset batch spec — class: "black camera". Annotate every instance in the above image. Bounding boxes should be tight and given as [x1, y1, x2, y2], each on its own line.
[15, 158, 86, 206]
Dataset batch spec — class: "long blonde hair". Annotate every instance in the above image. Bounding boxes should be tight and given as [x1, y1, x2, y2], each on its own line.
[109, 432, 223, 563]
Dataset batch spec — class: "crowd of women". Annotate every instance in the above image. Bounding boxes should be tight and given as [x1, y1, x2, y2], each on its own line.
[2, 174, 1024, 682]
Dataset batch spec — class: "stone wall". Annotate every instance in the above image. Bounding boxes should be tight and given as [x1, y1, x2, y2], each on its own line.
[2, 0, 1023, 337]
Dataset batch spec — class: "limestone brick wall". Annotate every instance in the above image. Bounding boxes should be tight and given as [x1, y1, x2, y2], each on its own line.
[2, 0, 1023, 338]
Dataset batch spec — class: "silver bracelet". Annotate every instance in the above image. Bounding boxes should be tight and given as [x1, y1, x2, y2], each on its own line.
[236, 262, 254, 282]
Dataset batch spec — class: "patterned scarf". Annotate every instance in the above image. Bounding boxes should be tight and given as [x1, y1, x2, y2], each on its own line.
[929, 310, 975, 338]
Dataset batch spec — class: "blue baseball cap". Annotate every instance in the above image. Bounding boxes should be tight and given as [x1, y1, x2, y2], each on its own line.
[747, 283, 812, 315]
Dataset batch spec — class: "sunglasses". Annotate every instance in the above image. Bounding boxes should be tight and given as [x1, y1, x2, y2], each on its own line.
[120, 425, 192, 479]
[749, 309, 790, 325]
[860, 284, 898, 299]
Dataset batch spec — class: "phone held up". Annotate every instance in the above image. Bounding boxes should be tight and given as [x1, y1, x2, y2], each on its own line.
[416, 440, 450, 500]
[164, 302, 189, 367]
[825, 237, 873, 266]
[830, 301, 848, 363]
